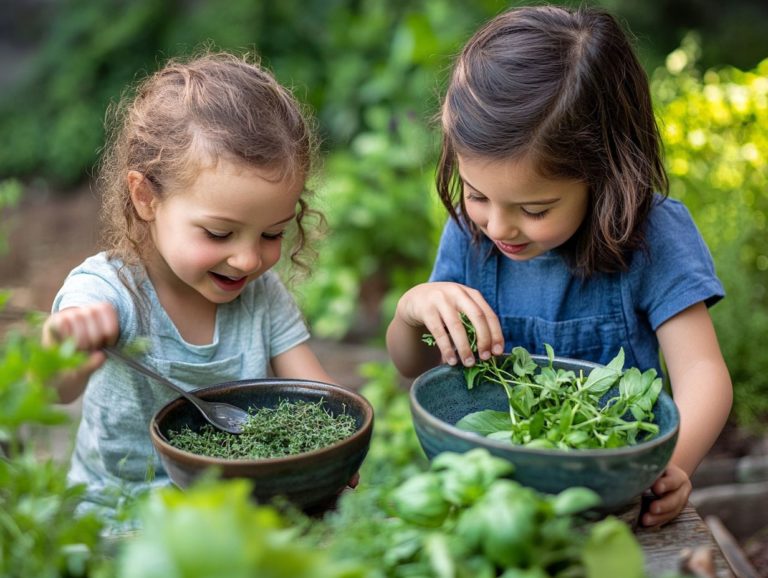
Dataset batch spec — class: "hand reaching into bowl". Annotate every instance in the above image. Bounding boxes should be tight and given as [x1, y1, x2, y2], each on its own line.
[386, 281, 505, 378]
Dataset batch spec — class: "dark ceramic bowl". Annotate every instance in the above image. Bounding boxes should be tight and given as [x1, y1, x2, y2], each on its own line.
[410, 356, 679, 511]
[151, 379, 374, 512]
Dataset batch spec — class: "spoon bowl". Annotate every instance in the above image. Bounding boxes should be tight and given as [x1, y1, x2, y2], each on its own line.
[103, 347, 249, 434]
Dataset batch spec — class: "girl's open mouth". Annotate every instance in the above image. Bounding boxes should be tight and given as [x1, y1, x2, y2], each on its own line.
[495, 240, 529, 255]
[209, 272, 247, 291]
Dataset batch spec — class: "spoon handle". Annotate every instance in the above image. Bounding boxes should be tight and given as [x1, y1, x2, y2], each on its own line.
[103, 346, 190, 400]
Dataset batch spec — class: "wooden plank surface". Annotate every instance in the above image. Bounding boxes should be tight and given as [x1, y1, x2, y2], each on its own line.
[617, 498, 735, 577]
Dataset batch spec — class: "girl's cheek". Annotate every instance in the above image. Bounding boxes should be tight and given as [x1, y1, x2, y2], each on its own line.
[263, 243, 283, 269]
[190, 243, 226, 267]
[464, 204, 485, 228]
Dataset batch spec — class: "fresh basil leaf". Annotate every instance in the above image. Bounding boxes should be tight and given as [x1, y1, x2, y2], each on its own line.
[544, 343, 555, 366]
[583, 517, 645, 578]
[456, 410, 512, 436]
[465, 365, 484, 389]
[389, 472, 450, 527]
[551, 487, 602, 516]
[583, 366, 621, 394]
[511, 347, 537, 377]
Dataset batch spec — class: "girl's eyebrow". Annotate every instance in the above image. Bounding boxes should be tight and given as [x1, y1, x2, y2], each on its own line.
[460, 174, 560, 205]
[204, 213, 296, 226]
[270, 214, 297, 226]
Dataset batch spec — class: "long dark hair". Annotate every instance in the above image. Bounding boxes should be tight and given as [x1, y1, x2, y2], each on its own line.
[437, 5, 668, 276]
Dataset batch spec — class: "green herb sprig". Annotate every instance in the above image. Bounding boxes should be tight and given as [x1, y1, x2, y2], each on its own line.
[168, 399, 357, 459]
[422, 317, 662, 450]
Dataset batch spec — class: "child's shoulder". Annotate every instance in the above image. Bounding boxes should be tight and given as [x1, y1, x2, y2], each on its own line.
[60, 251, 144, 294]
[649, 194, 693, 223]
[638, 195, 714, 267]
[64, 251, 127, 280]
[646, 195, 700, 240]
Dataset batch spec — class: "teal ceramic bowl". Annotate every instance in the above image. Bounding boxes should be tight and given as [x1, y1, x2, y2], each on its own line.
[151, 379, 374, 513]
[410, 356, 679, 511]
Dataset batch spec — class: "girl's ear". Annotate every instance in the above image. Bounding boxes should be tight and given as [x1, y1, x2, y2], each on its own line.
[127, 170, 158, 221]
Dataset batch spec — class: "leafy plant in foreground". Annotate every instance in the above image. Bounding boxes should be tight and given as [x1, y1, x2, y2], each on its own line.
[0, 308, 108, 577]
[321, 448, 647, 578]
[423, 319, 662, 449]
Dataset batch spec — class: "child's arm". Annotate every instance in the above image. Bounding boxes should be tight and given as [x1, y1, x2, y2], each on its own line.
[386, 282, 505, 378]
[271, 342, 336, 384]
[642, 301, 733, 527]
[42, 302, 119, 403]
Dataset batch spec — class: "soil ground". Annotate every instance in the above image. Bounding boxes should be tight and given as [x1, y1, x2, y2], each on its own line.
[1, 185, 766, 576]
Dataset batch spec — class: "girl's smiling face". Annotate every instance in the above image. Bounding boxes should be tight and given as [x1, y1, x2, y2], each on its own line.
[131, 159, 301, 305]
[458, 154, 589, 261]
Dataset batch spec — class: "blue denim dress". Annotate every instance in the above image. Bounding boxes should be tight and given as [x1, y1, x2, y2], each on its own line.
[430, 196, 724, 375]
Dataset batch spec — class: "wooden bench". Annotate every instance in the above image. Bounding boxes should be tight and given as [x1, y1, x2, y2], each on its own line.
[617, 497, 749, 577]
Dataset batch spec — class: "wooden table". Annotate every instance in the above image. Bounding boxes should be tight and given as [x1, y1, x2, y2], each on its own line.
[617, 498, 735, 577]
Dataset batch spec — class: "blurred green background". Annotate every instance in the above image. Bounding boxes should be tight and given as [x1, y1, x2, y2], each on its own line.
[1, 0, 766, 429]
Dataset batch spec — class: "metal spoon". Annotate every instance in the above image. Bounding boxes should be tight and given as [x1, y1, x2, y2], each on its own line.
[103, 346, 248, 435]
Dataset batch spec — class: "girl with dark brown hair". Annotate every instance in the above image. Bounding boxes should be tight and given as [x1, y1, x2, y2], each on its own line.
[387, 5, 732, 527]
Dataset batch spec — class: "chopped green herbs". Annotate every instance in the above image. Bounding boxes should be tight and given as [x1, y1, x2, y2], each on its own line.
[423, 316, 662, 450]
[167, 399, 357, 459]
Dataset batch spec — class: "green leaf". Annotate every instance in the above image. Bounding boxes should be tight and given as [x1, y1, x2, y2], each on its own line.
[432, 449, 514, 506]
[551, 487, 602, 516]
[456, 410, 512, 436]
[424, 532, 455, 578]
[619, 368, 645, 399]
[511, 347, 537, 377]
[583, 349, 625, 394]
[510, 386, 534, 418]
[478, 482, 538, 568]
[389, 473, 450, 527]
[524, 438, 556, 449]
[465, 365, 484, 390]
[564, 430, 591, 447]
[582, 516, 645, 578]
[544, 343, 555, 366]
[529, 411, 545, 439]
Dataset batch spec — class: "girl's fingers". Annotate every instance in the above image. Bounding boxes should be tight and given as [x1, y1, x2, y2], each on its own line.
[422, 313, 460, 365]
[399, 282, 503, 367]
[460, 289, 504, 360]
[642, 492, 685, 526]
[45, 303, 118, 351]
[443, 310, 476, 366]
[92, 302, 119, 344]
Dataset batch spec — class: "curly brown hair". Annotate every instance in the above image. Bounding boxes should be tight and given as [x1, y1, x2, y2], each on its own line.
[437, 5, 668, 276]
[97, 50, 322, 279]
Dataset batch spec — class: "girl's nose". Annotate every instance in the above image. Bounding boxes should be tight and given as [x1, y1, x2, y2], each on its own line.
[228, 244, 262, 274]
[486, 208, 518, 241]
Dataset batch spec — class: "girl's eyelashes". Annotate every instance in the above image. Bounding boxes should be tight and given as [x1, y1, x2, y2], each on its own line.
[464, 193, 551, 219]
[203, 229, 285, 241]
[521, 208, 550, 219]
[205, 229, 231, 240]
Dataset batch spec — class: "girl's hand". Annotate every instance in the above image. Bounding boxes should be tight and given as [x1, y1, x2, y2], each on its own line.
[42, 303, 119, 403]
[641, 464, 692, 527]
[43, 302, 119, 350]
[395, 282, 504, 367]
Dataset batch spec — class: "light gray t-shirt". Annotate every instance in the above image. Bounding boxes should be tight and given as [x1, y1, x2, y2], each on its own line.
[53, 252, 310, 507]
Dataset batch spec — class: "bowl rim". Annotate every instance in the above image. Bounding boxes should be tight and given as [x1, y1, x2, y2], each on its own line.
[150, 378, 374, 465]
[410, 354, 680, 458]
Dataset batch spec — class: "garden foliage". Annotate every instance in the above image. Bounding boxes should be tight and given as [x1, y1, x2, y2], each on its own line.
[0, 325, 661, 577]
[653, 37, 768, 428]
[0, 3, 766, 428]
